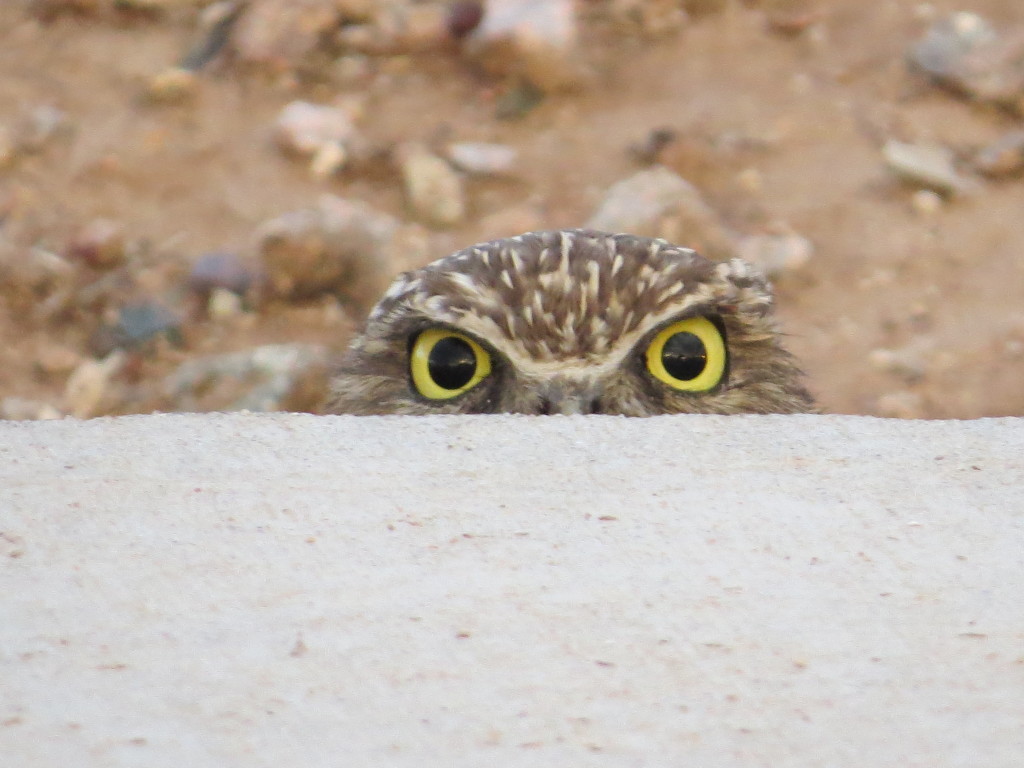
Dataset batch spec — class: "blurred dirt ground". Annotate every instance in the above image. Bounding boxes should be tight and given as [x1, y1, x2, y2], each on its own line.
[1, 0, 1022, 419]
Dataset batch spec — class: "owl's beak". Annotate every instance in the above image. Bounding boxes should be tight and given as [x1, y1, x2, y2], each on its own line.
[535, 377, 600, 415]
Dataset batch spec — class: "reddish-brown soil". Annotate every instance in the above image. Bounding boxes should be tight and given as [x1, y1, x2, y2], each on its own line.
[1, 0, 1022, 418]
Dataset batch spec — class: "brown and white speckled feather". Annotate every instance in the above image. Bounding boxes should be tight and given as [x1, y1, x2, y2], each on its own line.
[327, 229, 815, 415]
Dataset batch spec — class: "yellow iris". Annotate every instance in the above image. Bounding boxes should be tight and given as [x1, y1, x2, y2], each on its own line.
[645, 316, 726, 392]
[410, 328, 492, 400]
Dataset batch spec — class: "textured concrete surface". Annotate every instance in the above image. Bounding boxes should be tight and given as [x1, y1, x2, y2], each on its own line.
[1, 413, 1023, 767]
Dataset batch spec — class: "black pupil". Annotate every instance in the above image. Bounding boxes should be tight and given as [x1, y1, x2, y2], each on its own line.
[429, 336, 477, 390]
[661, 332, 707, 381]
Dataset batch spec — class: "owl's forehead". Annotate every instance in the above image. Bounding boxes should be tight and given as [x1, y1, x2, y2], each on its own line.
[372, 229, 744, 365]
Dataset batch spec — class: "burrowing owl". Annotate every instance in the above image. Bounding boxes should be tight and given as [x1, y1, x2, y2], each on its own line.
[326, 229, 814, 415]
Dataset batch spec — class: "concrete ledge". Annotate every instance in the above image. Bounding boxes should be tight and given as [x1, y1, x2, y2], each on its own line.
[2, 414, 1023, 766]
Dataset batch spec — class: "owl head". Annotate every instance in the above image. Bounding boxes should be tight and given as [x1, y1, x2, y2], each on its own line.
[327, 229, 814, 415]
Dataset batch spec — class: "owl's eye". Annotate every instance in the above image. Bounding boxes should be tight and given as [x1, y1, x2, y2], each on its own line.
[410, 328, 492, 400]
[644, 316, 726, 392]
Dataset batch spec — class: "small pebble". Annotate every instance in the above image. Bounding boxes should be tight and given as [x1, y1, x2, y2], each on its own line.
[92, 301, 182, 355]
[180, 1, 244, 70]
[882, 139, 979, 196]
[275, 100, 359, 156]
[911, 189, 943, 216]
[735, 167, 763, 193]
[187, 251, 259, 297]
[65, 218, 125, 269]
[310, 141, 348, 179]
[446, 142, 518, 176]
[908, 12, 996, 82]
[448, 1, 484, 39]
[63, 351, 126, 419]
[398, 143, 466, 227]
[147, 67, 198, 103]
[973, 130, 1024, 177]
[207, 287, 245, 320]
[274, 100, 361, 176]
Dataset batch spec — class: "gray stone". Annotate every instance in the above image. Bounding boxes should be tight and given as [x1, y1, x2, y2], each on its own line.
[254, 194, 398, 309]
[882, 139, 980, 196]
[187, 251, 261, 298]
[974, 129, 1024, 177]
[162, 343, 330, 412]
[908, 12, 1024, 113]
[586, 165, 739, 260]
[93, 301, 182, 355]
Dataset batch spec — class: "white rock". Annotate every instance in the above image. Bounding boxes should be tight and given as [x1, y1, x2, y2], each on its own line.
[446, 141, 519, 176]
[274, 100, 360, 173]
[464, 0, 583, 92]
